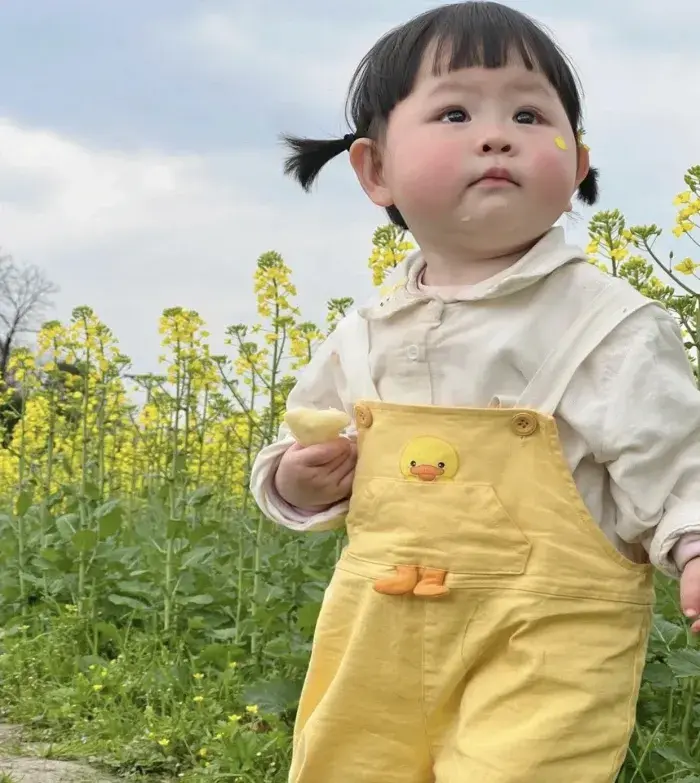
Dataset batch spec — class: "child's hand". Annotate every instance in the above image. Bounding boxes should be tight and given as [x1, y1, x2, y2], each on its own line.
[274, 438, 356, 511]
[680, 557, 700, 634]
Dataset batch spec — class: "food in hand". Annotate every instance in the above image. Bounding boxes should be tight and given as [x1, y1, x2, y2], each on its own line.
[284, 407, 350, 446]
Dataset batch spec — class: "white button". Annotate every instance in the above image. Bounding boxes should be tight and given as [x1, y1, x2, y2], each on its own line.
[406, 345, 419, 360]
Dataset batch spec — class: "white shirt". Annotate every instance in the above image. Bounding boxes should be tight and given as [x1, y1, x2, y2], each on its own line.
[250, 228, 700, 577]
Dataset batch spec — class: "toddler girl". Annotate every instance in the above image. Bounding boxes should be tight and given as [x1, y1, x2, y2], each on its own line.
[251, 3, 700, 781]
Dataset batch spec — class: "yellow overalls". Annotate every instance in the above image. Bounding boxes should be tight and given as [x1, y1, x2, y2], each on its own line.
[289, 282, 657, 782]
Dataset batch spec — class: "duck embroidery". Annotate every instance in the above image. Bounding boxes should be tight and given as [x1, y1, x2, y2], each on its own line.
[399, 436, 459, 482]
[374, 436, 459, 598]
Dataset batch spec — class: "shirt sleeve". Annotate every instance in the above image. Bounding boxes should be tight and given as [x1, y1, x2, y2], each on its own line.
[248, 317, 356, 533]
[597, 307, 700, 577]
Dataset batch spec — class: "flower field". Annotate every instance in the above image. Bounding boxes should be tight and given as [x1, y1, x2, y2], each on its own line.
[0, 168, 698, 781]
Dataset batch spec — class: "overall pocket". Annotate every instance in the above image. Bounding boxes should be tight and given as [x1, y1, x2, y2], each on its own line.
[346, 478, 532, 575]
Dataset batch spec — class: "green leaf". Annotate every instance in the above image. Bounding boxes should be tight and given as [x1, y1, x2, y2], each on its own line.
[181, 546, 214, 569]
[38, 548, 62, 563]
[171, 453, 186, 476]
[72, 529, 98, 552]
[210, 627, 237, 641]
[655, 743, 696, 768]
[651, 614, 684, 643]
[179, 594, 214, 606]
[107, 593, 150, 611]
[56, 513, 78, 540]
[198, 643, 230, 668]
[96, 499, 123, 537]
[667, 648, 700, 679]
[262, 637, 290, 658]
[189, 486, 215, 508]
[83, 481, 101, 501]
[296, 601, 321, 632]
[166, 518, 184, 538]
[242, 678, 302, 715]
[115, 580, 154, 597]
[94, 622, 121, 643]
[642, 662, 675, 689]
[15, 489, 34, 517]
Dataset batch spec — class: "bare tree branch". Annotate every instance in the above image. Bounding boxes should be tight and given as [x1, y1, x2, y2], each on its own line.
[0, 251, 58, 380]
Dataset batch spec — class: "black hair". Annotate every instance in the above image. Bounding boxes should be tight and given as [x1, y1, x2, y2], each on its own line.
[282, 1, 599, 229]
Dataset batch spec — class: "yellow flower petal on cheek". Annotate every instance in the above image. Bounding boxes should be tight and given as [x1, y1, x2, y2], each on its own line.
[554, 136, 568, 150]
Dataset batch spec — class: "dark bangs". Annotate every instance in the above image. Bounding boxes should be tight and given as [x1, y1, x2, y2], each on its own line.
[347, 2, 583, 138]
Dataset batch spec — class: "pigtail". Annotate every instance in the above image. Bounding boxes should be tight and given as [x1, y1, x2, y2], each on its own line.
[281, 133, 356, 191]
[577, 166, 599, 206]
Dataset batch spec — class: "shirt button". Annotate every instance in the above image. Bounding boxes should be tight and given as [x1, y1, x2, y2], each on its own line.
[406, 345, 420, 360]
[354, 403, 373, 429]
[511, 412, 538, 437]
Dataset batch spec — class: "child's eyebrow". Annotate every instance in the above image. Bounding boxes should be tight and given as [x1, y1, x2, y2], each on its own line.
[425, 76, 555, 101]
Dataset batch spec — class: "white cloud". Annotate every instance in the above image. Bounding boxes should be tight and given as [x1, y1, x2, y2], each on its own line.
[0, 119, 380, 373]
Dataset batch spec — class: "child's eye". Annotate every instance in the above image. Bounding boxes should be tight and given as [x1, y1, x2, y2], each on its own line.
[440, 108, 470, 123]
[514, 109, 540, 125]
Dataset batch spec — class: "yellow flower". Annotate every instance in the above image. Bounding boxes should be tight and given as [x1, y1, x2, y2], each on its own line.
[610, 247, 629, 262]
[674, 258, 699, 275]
[198, 748, 208, 758]
[228, 714, 242, 723]
[92, 684, 103, 692]
[158, 738, 170, 747]
[673, 225, 686, 238]
[193, 695, 204, 703]
[674, 191, 692, 205]
[585, 239, 600, 256]
[214, 732, 223, 740]
[193, 673, 204, 680]
[245, 704, 259, 715]
[227, 661, 238, 669]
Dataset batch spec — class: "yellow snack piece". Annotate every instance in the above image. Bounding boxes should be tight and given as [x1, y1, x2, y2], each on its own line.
[284, 407, 350, 446]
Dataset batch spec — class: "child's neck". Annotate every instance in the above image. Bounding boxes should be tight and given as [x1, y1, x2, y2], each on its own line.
[420, 244, 530, 287]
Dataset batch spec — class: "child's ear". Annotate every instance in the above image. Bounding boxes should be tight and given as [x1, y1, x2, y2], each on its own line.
[349, 138, 393, 207]
[564, 144, 590, 212]
[575, 144, 590, 190]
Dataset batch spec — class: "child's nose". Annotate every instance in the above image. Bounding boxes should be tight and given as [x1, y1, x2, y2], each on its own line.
[477, 126, 515, 154]
[482, 141, 512, 153]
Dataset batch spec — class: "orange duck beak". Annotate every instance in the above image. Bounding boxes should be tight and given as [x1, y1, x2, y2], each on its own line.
[410, 464, 444, 482]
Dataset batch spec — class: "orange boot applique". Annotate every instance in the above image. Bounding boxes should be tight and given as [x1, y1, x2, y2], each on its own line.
[413, 567, 449, 597]
[374, 566, 449, 597]
[374, 565, 420, 595]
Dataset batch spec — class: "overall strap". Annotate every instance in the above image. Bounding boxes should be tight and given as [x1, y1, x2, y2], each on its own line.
[516, 280, 658, 415]
[334, 311, 381, 402]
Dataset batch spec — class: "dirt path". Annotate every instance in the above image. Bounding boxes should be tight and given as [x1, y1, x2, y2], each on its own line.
[0, 725, 120, 783]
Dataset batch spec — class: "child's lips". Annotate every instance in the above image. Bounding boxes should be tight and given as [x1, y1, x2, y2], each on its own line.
[471, 167, 519, 186]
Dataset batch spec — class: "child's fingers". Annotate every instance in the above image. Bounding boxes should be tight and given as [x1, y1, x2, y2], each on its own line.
[321, 445, 356, 476]
[336, 462, 356, 498]
[679, 558, 700, 624]
[297, 438, 352, 467]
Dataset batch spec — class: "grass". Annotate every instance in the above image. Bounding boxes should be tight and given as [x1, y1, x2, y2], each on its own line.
[0, 516, 698, 782]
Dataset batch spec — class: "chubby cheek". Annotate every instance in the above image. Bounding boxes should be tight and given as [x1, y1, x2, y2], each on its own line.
[385, 134, 465, 211]
[527, 139, 579, 202]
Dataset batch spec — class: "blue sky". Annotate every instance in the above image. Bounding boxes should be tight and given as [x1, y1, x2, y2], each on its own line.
[0, 0, 698, 372]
